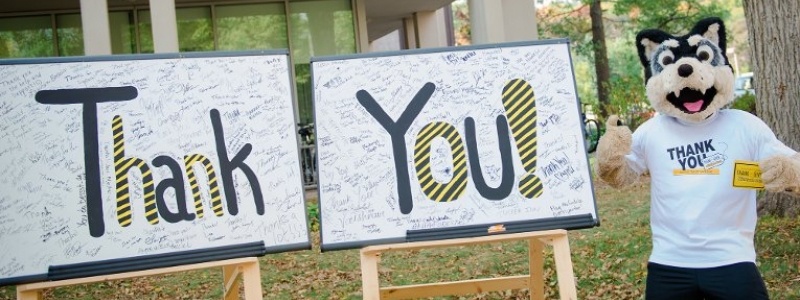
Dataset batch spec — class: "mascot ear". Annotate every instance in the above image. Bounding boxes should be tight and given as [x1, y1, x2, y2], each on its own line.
[689, 17, 727, 50]
[635, 29, 670, 83]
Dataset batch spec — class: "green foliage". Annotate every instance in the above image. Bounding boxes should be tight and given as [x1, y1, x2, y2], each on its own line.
[451, 0, 471, 45]
[603, 34, 654, 129]
[606, 33, 644, 80]
[606, 75, 652, 130]
[573, 55, 599, 108]
[537, 3, 593, 57]
[306, 200, 320, 232]
[731, 92, 756, 115]
[612, 0, 730, 33]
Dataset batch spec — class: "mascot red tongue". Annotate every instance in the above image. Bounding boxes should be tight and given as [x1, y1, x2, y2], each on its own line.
[593, 17, 800, 300]
[684, 100, 703, 112]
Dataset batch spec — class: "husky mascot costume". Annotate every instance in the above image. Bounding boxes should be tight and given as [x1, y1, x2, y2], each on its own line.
[596, 17, 800, 299]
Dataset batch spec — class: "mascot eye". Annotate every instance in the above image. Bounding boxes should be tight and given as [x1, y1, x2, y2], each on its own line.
[697, 45, 713, 62]
[658, 51, 675, 66]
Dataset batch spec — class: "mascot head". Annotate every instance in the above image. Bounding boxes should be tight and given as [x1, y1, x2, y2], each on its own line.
[636, 17, 735, 123]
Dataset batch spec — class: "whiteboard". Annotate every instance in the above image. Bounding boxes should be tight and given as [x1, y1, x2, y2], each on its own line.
[312, 40, 598, 250]
[0, 52, 309, 285]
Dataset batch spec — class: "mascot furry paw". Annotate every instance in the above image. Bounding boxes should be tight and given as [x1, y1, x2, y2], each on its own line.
[595, 17, 800, 299]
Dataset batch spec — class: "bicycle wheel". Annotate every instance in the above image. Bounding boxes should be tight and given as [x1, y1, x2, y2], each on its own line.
[584, 119, 600, 153]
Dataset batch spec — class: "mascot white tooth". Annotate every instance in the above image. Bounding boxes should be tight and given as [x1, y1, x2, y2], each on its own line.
[596, 17, 800, 299]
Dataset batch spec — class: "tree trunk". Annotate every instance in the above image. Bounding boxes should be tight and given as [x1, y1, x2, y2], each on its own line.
[743, 0, 800, 217]
[590, 0, 610, 118]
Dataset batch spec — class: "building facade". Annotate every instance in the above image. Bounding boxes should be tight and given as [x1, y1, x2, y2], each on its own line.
[0, 0, 538, 123]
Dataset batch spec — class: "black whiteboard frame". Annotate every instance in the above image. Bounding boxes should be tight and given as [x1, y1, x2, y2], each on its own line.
[310, 38, 601, 252]
[0, 50, 312, 286]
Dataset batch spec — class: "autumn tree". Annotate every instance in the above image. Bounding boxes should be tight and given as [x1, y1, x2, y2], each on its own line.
[613, 0, 729, 33]
[743, 0, 800, 217]
[451, 0, 471, 46]
[589, 0, 610, 117]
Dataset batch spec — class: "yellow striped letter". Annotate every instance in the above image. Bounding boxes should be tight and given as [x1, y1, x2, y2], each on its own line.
[184, 154, 224, 218]
[414, 122, 468, 202]
[112, 115, 159, 226]
[501, 79, 544, 199]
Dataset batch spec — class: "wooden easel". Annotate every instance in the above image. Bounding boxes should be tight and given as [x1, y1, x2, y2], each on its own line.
[359, 229, 577, 300]
[16, 257, 262, 300]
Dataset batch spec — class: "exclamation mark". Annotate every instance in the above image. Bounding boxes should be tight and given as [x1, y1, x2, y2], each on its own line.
[501, 79, 543, 199]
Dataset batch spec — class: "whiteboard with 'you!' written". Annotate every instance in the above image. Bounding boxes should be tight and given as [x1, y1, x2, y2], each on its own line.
[312, 39, 599, 251]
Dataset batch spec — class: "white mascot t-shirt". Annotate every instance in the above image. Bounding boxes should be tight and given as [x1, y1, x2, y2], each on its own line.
[626, 109, 796, 268]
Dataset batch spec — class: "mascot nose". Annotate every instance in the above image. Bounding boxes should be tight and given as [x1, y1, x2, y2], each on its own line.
[678, 64, 694, 77]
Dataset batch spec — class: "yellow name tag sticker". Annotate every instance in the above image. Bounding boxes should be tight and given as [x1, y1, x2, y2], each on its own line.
[733, 160, 764, 189]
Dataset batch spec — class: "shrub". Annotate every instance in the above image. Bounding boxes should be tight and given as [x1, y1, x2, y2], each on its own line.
[307, 201, 320, 231]
[731, 92, 756, 115]
[605, 75, 654, 131]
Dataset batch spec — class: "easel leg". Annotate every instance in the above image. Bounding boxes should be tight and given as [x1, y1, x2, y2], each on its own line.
[223, 265, 241, 300]
[360, 251, 381, 300]
[241, 261, 263, 300]
[16, 289, 42, 300]
[551, 236, 577, 300]
[528, 239, 545, 300]
[14, 258, 262, 300]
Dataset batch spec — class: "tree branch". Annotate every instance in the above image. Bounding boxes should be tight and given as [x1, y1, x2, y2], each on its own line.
[540, 4, 589, 21]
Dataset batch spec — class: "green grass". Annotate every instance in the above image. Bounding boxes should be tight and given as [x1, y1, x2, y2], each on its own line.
[2, 179, 799, 299]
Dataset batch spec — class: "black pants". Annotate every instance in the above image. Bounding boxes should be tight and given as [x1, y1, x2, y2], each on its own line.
[645, 262, 769, 300]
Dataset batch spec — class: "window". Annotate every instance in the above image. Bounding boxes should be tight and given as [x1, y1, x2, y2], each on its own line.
[0, 16, 54, 58]
[138, 7, 214, 53]
[289, 0, 356, 123]
[176, 7, 214, 52]
[289, 0, 356, 64]
[216, 3, 288, 51]
[136, 10, 154, 53]
[109, 11, 136, 54]
[56, 14, 84, 57]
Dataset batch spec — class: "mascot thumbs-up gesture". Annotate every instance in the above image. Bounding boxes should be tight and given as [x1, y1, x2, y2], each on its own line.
[596, 17, 800, 300]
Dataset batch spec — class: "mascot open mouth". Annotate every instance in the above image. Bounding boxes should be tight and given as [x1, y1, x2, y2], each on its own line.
[666, 87, 717, 114]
